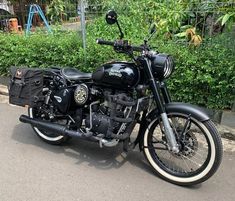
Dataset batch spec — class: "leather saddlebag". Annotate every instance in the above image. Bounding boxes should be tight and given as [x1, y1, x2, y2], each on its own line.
[9, 67, 44, 107]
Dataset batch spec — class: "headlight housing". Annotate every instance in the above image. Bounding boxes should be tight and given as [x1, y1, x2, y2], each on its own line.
[151, 53, 175, 80]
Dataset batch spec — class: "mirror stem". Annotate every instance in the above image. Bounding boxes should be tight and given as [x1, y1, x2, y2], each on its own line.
[116, 21, 124, 39]
[146, 30, 156, 42]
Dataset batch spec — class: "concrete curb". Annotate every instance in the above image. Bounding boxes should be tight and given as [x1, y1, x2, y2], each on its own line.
[0, 84, 8, 96]
[0, 94, 9, 104]
[217, 125, 235, 141]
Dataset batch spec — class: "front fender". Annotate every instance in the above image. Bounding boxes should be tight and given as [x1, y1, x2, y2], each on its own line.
[165, 102, 209, 122]
[136, 102, 210, 150]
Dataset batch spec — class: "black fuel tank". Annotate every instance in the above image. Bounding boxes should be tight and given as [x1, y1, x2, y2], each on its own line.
[92, 62, 139, 89]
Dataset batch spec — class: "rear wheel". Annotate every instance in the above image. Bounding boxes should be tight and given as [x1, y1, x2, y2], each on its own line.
[28, 107, 69, 145]
[143, 112, 223, 186]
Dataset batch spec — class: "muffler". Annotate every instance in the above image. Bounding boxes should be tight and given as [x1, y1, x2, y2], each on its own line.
[19, 115, 92, 139]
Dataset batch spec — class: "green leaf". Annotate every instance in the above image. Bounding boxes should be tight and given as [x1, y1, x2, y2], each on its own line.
[175, 32, 187, 37]
[216, 15, 223, 24]
[222, 14, 231, 26]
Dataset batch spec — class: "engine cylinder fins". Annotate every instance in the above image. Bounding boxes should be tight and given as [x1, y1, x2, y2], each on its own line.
[115, 98, 136, 106]
[108, 93, 136, 106]
[113, 117, 132, 123]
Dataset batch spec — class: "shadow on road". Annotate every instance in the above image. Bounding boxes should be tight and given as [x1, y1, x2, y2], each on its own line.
[11, 123, 153, 172]
[11, 123, 202, 189]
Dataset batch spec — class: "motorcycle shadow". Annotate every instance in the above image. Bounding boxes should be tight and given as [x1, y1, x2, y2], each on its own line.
[11, 123, 154, 174]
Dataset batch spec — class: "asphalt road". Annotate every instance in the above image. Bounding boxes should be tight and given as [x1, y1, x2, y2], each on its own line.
[0, 103, 235, 201]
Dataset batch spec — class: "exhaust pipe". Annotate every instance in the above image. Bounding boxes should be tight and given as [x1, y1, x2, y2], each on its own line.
[19, 115, 91, 139]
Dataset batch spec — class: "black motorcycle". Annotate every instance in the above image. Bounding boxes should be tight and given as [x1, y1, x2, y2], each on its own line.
[9, 11, 222, 186]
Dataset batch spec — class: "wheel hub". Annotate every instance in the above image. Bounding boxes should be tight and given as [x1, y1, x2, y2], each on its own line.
[172, 131, 198, 158]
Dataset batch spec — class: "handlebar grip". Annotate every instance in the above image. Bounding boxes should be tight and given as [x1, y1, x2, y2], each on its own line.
[96, 39, 144, 52]
[96, 39, 114, 46]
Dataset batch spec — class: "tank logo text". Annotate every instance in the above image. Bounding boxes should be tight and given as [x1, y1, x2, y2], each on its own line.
[109, 69, 122, 77]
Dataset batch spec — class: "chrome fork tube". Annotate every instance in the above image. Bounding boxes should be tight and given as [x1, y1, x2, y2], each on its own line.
[144, 58, 179, 153]
[161, 113, 179, 153]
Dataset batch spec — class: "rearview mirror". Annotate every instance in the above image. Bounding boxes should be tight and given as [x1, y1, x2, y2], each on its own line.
[106, 10, 118, 25]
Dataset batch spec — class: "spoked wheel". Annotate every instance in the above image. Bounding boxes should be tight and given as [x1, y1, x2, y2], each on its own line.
[143, 112, 223, 186]
[28, 107, 69, 145]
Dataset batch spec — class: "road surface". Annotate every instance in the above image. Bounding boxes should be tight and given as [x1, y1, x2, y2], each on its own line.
[0, 103, 235, 201]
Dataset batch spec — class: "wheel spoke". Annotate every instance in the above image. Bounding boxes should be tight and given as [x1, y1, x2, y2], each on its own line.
[180, 155, 190, 173]
[181, 154, 202, 167]
[144, 146, 167, 150]
[152, 136, 159, 142]
[180, 116, 192, 140]
[184, 145, 204, 158]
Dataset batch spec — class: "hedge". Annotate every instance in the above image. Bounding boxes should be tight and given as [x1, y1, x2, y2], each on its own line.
[0, 32, 84, 73]
[0, 22, 234, 109]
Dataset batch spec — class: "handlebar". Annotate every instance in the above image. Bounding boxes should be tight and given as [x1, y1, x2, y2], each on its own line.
[96, 39, 114, 46]
[96, 39, 144, 52]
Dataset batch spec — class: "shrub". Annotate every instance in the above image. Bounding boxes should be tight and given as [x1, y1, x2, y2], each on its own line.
[155, 35, 235, 109]
[84, 17, 235, 109]
[0, 32, 83, 75]
[0, 14, 234, 109]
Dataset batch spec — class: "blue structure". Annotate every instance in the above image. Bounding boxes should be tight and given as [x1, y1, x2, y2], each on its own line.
[26, 4, 52, 36]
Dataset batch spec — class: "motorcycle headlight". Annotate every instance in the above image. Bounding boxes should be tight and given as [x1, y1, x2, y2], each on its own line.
[151, 53, 175, 80]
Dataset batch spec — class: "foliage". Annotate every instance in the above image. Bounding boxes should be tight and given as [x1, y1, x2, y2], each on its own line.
[217, 12, 235, 28]
[157, 34, 235, 109]
[85, 15, 235, 109]
[1, 0, 234, 109]
[64, 0, 78, 18]
[101, 0, 187, 37]
[47, 0, 66, 23]
[175, 27, 203, 46]
[0, 32, 83, 74]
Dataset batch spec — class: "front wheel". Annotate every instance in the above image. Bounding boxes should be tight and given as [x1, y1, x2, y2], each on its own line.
[143, 112, 223, 186]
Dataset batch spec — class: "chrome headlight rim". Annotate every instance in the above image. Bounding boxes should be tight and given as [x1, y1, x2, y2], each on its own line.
[163, 55, 174, 79]
[151, 53, 175, 80]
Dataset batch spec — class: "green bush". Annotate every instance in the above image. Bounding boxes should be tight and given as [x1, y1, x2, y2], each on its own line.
[84, 17, 235, 109]
[155, 36, 235, 109]
[0, 15, 234, 109]
[0, 32, 83, 74]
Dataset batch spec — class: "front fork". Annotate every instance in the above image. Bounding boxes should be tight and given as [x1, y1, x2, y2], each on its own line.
[144, 58, 179, 153]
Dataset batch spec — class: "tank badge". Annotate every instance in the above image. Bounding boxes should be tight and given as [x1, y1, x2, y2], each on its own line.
[109, 69, 122, 77]
[54, 96, 62, 103]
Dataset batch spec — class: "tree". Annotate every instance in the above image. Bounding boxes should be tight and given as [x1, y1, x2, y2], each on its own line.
[46, 0, 66, 23]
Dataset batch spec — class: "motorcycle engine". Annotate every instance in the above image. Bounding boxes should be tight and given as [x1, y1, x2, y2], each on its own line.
[85, 90, 136, 137]
[85, 111, 120, 135]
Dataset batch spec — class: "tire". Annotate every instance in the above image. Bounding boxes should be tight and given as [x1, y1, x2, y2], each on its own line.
[28, 107, 69, 145]
[143, 112, 223, 186]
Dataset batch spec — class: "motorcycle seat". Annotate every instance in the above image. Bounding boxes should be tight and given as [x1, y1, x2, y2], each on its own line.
[61, 68, 92, 81]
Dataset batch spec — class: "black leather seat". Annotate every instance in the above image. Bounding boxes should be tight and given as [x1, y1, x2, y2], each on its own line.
[61, 68, 92, 81]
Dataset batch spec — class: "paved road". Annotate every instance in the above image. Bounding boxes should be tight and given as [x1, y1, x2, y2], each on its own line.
[0, 103, 235, 201]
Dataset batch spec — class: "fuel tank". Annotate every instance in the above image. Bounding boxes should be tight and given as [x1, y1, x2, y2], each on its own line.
[92, 62, 140, 89]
